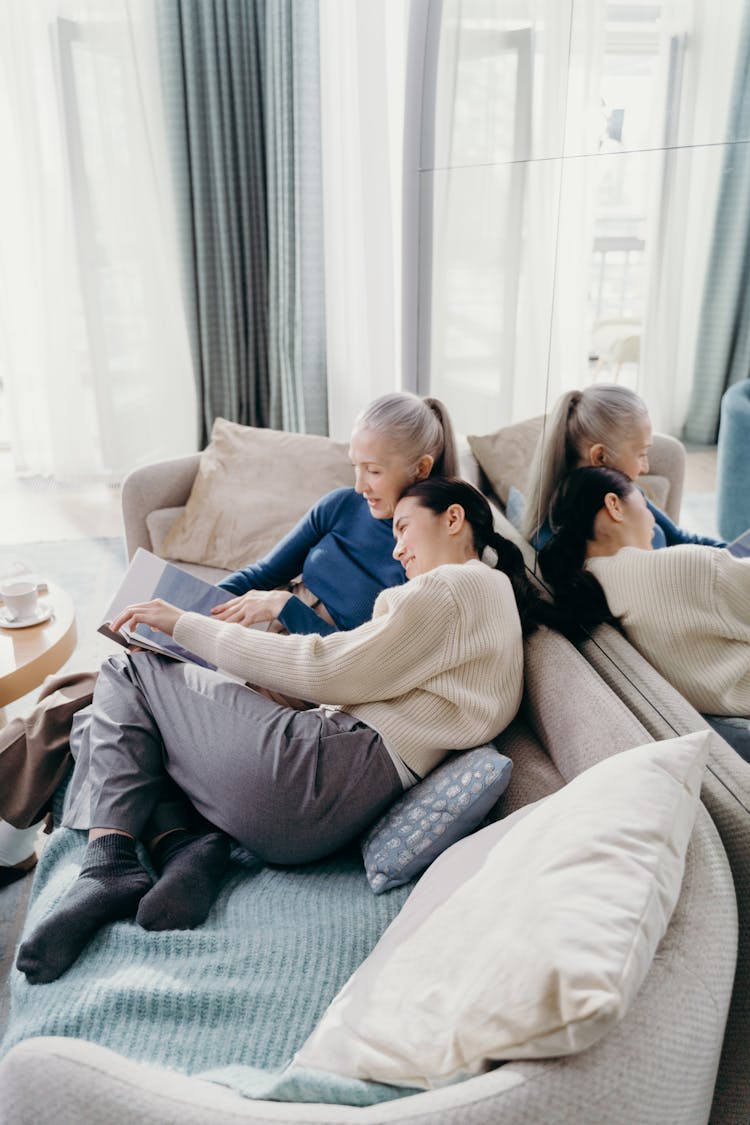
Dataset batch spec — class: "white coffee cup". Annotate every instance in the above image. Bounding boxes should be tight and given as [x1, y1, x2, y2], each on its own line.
[0, 580, 39, 621]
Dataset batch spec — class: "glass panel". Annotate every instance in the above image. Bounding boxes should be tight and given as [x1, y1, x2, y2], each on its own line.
[428, 1, 749, 174]
[428, 0, 573, 168]
[564, 0, 748, 157]
[545, 143, 727, 446]
[423, 158, 560, 433]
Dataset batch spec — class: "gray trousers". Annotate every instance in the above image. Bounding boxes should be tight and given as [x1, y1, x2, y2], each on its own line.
[63, 652, 402, 865]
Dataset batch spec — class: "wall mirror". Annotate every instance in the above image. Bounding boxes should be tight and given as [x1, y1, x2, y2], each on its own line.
[410, 0, 747, 723]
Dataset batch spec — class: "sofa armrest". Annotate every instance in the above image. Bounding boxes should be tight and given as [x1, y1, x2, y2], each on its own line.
[647, 432, 686, 522]
[578, 621, 750, 1124]
[121, 453, 201, 561]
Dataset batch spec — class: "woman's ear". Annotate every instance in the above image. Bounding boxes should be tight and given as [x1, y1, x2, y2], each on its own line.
[588, 443, 608, 467]
[415, 454, 434, 481]
[602, 491, 625, 522]
[445, 503, 466, 535]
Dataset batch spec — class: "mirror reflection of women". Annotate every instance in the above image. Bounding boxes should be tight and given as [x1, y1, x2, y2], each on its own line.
[523, 385, 724, 551]
[18, 479, 543, 986]
[539, 467, 750, 741]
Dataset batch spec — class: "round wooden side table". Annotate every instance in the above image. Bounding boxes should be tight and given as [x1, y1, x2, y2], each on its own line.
[0, 583, 77, 710]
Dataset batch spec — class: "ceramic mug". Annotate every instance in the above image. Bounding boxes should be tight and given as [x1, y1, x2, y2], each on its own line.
[0, 580, 39, 621]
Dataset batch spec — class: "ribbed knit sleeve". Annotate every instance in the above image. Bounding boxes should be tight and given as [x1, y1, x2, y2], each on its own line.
[176, 570, 457, 704]
[586, 546, 750, 717]
[173, 560, 524, 776]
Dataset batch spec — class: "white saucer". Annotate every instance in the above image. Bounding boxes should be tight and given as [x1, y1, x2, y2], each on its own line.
[0, 602, 53, 629]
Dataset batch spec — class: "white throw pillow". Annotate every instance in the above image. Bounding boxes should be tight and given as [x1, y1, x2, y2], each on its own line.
[295, 732, 710, 1089]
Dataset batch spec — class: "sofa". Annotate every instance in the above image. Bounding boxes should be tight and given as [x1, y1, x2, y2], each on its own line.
[0, 420, 741, 1124]
[0, 626, 738, 1125]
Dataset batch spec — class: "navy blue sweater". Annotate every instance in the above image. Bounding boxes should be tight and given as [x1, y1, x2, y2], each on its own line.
[218, 488, 406, 636]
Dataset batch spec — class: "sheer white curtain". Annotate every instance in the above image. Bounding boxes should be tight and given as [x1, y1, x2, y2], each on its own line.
[318, 0, 407, 441]
[546, 1, 604, 404]
[640, 0, 741, 435]
[406, 0, 597, 433]
[0, 0, 197, 481]
[515, 0, 602, 421]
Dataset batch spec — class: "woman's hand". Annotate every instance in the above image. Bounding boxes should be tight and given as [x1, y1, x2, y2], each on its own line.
[210, 589, 292, 627]
[110, 599, 183, 638]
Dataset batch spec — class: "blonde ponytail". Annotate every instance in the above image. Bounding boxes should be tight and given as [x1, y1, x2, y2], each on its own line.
[355, 392, 458, 479]
[523, 391, 581, 540]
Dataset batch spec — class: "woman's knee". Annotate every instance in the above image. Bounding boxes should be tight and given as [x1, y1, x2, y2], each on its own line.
[98, 651, 134, 688]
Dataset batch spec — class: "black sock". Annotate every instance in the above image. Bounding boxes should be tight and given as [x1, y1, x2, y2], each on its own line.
[136, 830, 231, 932]
[16, 835, 152, 985]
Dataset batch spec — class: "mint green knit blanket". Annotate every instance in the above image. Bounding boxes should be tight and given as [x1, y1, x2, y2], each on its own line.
[1, 826, 414, 1106]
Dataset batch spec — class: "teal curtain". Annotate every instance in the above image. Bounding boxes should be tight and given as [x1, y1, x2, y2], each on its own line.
[683, 2, 750, 444]
[266, 2, 328, 435]
[157, 0, 327, 445]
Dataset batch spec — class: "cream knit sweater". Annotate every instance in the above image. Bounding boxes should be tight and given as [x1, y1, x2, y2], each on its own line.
[586, 545, 750, 717]
[173, 559, 524, 777]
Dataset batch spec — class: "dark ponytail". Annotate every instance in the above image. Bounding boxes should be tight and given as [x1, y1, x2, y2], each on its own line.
[399, 477, 553, 635]
[538, 466, 635, 636]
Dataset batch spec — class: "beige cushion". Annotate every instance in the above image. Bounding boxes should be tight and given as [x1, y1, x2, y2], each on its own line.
[161, 419, 355, 571]
[467, 417, 542, 506]
[639, 473, 670, 512]
[295, 731, 710, 1089]
[146, 507, 186, 557]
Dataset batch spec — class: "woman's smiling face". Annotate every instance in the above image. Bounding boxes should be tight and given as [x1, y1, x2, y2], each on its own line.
[392, 496, 456, 578]
[349, 427, 424, 520]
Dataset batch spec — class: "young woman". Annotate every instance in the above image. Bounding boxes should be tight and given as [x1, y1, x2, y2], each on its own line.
[0, 393, 458, 886]
[538, 466, 750, 725]
[17, 479, 538, 984]
[522, 384, 725, 550]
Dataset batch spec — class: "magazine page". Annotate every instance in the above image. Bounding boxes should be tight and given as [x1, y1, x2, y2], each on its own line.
[99, 548, 235, 671]
[727, 528, 750, 559]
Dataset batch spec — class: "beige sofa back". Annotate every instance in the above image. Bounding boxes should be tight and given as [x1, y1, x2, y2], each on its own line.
[120, 434, 539, 580]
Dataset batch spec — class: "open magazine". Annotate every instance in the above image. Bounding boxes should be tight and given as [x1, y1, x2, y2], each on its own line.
[99, 548, 239, 673]
[728, 527, 750, 559]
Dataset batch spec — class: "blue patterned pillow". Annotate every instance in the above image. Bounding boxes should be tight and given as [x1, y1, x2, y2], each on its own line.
[361, 745, 513, 894]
